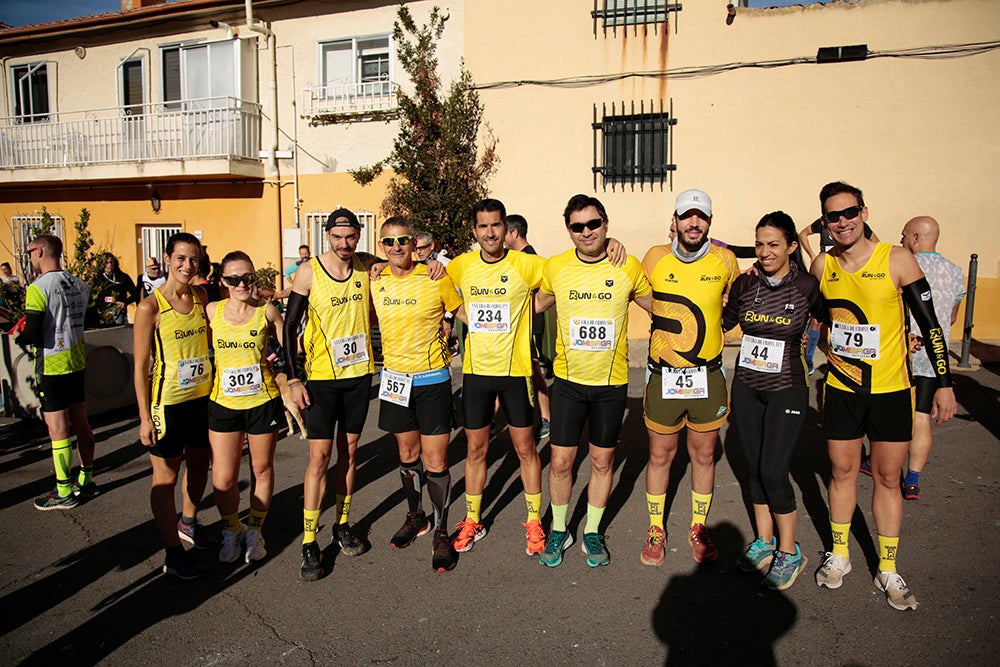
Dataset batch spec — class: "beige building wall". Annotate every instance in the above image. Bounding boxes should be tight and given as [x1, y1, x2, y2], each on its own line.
[465, 0, 1000, 339]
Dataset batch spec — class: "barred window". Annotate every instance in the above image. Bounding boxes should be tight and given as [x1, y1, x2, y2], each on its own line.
[309, 209, 373, 255]
[591, 1, 681, 34]
[592, 101, 676, 191]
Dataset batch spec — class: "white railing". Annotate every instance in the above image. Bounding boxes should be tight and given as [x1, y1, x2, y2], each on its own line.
[302, 81, 399, 117]
[0, 97, 261, 170]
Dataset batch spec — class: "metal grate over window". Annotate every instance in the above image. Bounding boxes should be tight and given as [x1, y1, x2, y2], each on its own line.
[592, 1, 682, 37]
[593, 100, 676, 192]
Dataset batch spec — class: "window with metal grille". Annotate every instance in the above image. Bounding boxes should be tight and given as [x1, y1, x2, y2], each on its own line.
[592, 101, 676, 191]
[14, 214, 64, 278]
[308, 210, 373, 255]
[11, 63, 50, 123]
[591, 1, 681, 34]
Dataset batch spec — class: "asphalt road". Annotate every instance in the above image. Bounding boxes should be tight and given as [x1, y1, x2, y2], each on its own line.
[2, 344, 998, 666]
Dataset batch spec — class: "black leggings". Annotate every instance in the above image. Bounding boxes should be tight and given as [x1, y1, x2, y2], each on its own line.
[730, 378, 807, 514]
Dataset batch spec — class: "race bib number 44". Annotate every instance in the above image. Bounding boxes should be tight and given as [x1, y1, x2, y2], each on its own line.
[379, 369, 412, 407]
[831, 321, 880, 360]
[331, 333, 369, 367]
[469, 302, 510, 334]
[221, 364, 264, 397]
[661, 366, 708, 399]
[178, 356, 210, 389]
[738, 335, 784, 374]
[569, 318, 614, 352]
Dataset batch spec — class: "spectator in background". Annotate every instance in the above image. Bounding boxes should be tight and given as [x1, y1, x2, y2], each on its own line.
[96, 254, 136, 326]
[1, 262, 22, 286]
[135, 256, 166, 302]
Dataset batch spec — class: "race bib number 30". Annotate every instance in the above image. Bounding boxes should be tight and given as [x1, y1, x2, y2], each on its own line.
[221, 364, 264, 397]
[469, 302, 510, 334]
[379, 369, 412, 407]
[661, 366, 708, 400]
[738, 335, 785, 374]
[831, 321, 880, 360]
[569, 318, 614, 352]
[178, 356, 210, 389]
[331, 333, 369, 367]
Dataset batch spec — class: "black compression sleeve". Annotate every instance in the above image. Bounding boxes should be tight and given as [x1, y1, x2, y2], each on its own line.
[902, 277, 953, 388]
[283, 291, 307, 380]
[16, 310, 45, 347]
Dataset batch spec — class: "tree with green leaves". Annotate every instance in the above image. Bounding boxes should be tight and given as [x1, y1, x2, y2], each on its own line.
[351, 4, 498, 253]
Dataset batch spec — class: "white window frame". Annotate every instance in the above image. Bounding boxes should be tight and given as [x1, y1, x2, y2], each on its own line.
[14, 213, 64, 279]
[10, 62, 52, 123]
[309, 210, 373, 255]
[117, 54, 147, 115]
[317, 34, 393, 95]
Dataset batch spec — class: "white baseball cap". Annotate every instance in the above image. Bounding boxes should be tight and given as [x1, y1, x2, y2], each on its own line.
[674, 189, 712, 217]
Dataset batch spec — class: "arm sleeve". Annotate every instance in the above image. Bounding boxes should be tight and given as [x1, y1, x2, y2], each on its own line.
[902, 277, 952, 388]
[722, 275, 745, 332]
[282, 291, 308, 380]
[16, 310, 45, 347]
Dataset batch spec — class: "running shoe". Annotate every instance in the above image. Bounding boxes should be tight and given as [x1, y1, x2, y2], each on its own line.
[859, 454, 872, 477]
[902, 483, 921, 501]
[163, 550, 208, 580]
[764, 545, 807, 591]
[452, 518, 487, 553]
[581, 532, 610, 567]
[815, 552, 852, 589]
[244, 529, 267, 563]
[219, 524, 247, 563]
[537, 418, 551, 440]
[300, 542, 322, 581]
[33, 488, 78, 511]
[539, 530, 574, 567]
[177, 519, 216, 550]
[874, 570, 918, 611]
[333, 522, 369, 557]
[736, 536, 776, 572]
[688, 523, 718, 563]
[808, 364, 815, 376]
[640, 526, 666, 567]
[391, 510, 431, 549]
[432, 529, 457, 572]
[523, 520, 546, 556]
[72, 481, 100, 499]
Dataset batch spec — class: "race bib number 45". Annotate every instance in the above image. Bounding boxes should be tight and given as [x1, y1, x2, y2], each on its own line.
[469, 302, 510, 334]
[661, 366, 708, 399]
[569, 318, 614, 352]
[331, 333, 369, 367]
[178, 356, 210, 389]
[831, 321, 880, 360]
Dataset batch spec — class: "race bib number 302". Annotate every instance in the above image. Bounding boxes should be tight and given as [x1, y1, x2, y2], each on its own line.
[221, 364, 264, 397]
[331, 333, 369, 367]
[831, 321, 880, 360]
[469, 302, 510, 334]
[661, 366, 708, 400]
[569, 317, 614, 352]
[178, 356, 210, 389]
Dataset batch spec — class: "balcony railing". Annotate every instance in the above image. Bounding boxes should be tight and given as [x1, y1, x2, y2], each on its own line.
[0, 97, 261, 170]
[302, 80, 399, 118]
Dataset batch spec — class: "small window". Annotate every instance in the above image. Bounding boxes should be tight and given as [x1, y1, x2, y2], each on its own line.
[14, 213, 64, 277]
[121, 59, 145, 115]
[592, 1, 681, 36]
[320, 35, 392, 95]
[309, 210, 373, 255]
[11, 63, 50, 123]
[592, 101, 676, 191]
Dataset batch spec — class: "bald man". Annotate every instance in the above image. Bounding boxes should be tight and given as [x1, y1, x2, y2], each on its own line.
[900, 216, 965, 500]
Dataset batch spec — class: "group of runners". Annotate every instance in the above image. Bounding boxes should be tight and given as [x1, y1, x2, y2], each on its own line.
[19, 180, 962, 612]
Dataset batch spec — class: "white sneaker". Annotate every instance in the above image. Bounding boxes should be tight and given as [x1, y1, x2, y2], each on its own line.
[219, 524, 247, 563]
[815, 552, 852, 589]
[244, 528, 267, 563]
[875, 570, 918, 611]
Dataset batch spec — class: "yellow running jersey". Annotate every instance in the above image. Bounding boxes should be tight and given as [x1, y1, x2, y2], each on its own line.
[372, 263, 463, 374]
[209, 300, 279, 409]
[302, 255, 374, 380]
[821, 242, 910, 394]
[541, 250, 651, 386]
[642, 243, 738, 368]
[150, 288, 211, 407]
[447, 248, 545, 378]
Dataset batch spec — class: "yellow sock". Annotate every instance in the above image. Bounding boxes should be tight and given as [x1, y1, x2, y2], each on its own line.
[465, 493, 482, 523]
[220, 512, 241, 533]
[336, 494, 351, 525]
[303, 509, 321, 545]
[77, 465, 93, 487]
[831, 520, 851, 558]
[647, 492, 666, 529]
[691, 491, 712, 527]
[52, 438, 73, 497]
[551, 504, 569, 532]
[878, 534, 899, 572]
[248, 508, 267, 531]
[524, 492, 542, 523]
[585, 503, 605, 534]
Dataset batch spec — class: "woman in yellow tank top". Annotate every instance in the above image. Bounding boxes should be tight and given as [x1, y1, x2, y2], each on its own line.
[206, 251, 286, 564]
[133, 232, 213, 580]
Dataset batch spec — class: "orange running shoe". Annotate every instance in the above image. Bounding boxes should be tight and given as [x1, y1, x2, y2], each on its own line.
[688, 523, 718, 563]
[523, 520, 546, 556]
[641, 525, 666, 567]
[452, 518, 487, 553]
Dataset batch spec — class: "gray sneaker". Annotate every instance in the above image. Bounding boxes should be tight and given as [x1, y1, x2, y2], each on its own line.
[219, 524, 247, 563]
[244, 528, 267, 563]
[815, 552, 852, 589]
[581, 532, 610, 567]
[539, 530, 573, 568]
[875, 571, 918, 611]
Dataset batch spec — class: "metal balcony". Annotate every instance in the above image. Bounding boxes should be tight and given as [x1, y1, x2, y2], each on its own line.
[0, 97, 261, 172]
[302, 80, 400, 118]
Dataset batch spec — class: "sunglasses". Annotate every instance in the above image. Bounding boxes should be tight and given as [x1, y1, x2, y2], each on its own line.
[568, 218, 604, 234]
[221, 273, 256, 287]
[380, 235, 413, 247]
[414, 243, 432, 252]
[23, 247, 40, 259]
[822, 205, 863, 224]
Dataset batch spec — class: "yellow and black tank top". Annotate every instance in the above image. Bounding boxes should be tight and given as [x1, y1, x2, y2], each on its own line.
[302, 255, 374, 380]
[209, 300, 279, 409]
[151, 288, 211, 406]
[821, 242, 910, 394]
